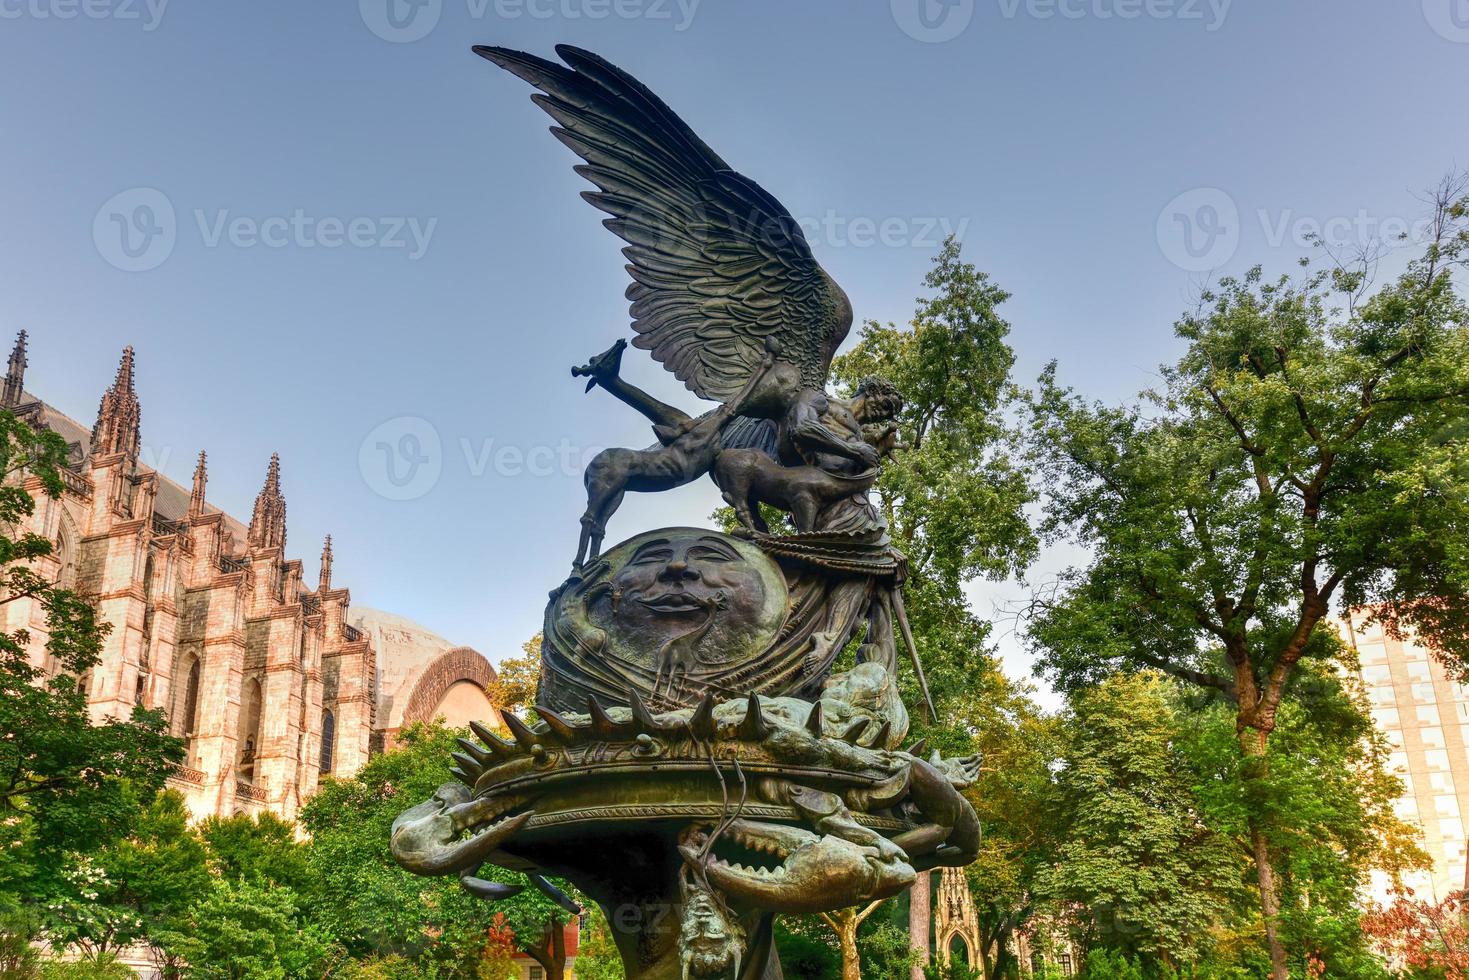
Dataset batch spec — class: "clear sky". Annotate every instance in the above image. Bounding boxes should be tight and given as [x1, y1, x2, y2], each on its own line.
[2, 0, 1465, 696]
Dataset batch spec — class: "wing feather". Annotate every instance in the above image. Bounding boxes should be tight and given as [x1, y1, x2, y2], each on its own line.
[475, 44, 852, 401]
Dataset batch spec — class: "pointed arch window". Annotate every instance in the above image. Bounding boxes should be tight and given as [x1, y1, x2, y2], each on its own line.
[319, 710, 335, 775]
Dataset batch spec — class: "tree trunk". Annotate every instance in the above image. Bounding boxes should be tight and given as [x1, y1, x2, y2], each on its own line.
[524, 917, 567, 980]
[1240, 726, 1289, 980]
[910, 872, 931, 980]
[838, 917, 862, 980]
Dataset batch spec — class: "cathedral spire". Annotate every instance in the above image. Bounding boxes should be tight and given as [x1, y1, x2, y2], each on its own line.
[91, 345, 141, 458]
[247, 453, 287, 552]
[319, 535, 333, 591]
[189, 450, 208, 517]
[3, 331, 27, 408]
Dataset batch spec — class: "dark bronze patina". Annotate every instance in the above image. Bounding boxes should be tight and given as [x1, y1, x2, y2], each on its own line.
[391, 45, 972, 979]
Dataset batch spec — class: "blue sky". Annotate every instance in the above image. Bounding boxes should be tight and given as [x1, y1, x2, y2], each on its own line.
[2, 0, 1465, 695]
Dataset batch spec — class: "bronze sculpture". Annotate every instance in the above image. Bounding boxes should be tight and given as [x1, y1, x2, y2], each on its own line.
[391, 45, 975, 979]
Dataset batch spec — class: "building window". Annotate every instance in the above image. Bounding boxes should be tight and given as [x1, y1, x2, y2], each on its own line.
[1061, 953, 1074, 976]
[183, 659, 201, 736]
[320, 710, 335, 775]
[528, 967, 544, 980]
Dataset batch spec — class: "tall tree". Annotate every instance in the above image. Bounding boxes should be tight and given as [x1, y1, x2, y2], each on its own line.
[1025, 176, 1469, 978]
[1037, 673, 1243, 968]
[0, 410, 182, 941]
[831, 237, 1044, 976]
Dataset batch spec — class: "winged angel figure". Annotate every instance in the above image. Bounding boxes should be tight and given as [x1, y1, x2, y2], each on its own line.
[475, 45, 878, 569]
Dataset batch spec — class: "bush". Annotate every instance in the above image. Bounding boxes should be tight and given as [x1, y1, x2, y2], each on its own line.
[37, 957, 134, 980]
[1079, 949, 1146, 980]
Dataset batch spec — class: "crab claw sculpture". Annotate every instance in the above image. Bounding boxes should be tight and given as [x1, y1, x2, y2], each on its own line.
[679, 819, 915, 914]
[389, 781, 534, 878]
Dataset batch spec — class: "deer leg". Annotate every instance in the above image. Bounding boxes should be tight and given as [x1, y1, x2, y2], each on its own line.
[585, 489, 623, 565]
[749, 493, 771, 534]
[792, 494, 818, 533]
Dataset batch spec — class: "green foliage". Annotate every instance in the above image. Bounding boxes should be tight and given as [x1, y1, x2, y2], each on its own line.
[1038, 674, 1241, 965]
[1078, 948, 1148, 980]
[0, 412, 184, 915]
[36, 956, 135, 980]
[45, 790, 212, 956]
[568, 907, 624, 980]
[832, 236, 1036, 719]
[300, 722, 569, 973]
[1026, 177, 1469, 972]
[152, 880, 335, 980]
[1177, 670, 1422, 978]
[772, 917, 840, 979]
[199, 811, 314, 894]
[856, 919, 917, 978]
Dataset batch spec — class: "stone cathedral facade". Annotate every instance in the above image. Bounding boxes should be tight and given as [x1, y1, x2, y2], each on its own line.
[2, 333, 500, 822]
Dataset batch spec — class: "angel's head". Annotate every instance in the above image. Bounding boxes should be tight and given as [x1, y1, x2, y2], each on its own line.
[851, 376, 904, 424]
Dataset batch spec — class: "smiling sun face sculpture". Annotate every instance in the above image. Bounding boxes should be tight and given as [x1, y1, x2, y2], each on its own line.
[541, 528, 790, 713]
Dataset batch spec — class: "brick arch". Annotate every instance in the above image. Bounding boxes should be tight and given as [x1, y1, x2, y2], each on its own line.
[400, 647, 498, 727]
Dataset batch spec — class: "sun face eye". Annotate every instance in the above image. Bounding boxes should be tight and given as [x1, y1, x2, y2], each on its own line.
[690, 539, 740, 563]
[630, 547, 674, 566]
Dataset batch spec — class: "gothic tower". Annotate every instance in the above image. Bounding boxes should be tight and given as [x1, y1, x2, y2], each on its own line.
[247, 453, 287, 553]
[3, 331, 27, 408]
[91, 345, 141, 458]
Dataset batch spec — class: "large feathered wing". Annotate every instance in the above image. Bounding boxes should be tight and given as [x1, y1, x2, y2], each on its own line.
[474, 44, 853, 402]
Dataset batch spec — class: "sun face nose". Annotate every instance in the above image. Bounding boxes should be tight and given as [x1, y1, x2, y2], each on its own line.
[658, 556, 699, 583]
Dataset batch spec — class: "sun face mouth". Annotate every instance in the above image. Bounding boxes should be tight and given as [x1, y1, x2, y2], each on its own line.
[636, 590, 714, 614]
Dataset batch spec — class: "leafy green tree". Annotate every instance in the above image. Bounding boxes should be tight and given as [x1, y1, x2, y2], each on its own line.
[831, 236, 1037, 722]
[1037, 674, 1241, 969]
[1025, 177, 1469, 978]
[1176, 668, 1423, 979]
[832, 238, 1052, 978]
[0, 411, 183, 928]
[43, 790, 212, 959]
[198, 811, 314, 896]
[487, 634, 542, 719]
[301, 722, 570, 977]
[152, 880, 335, 980]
